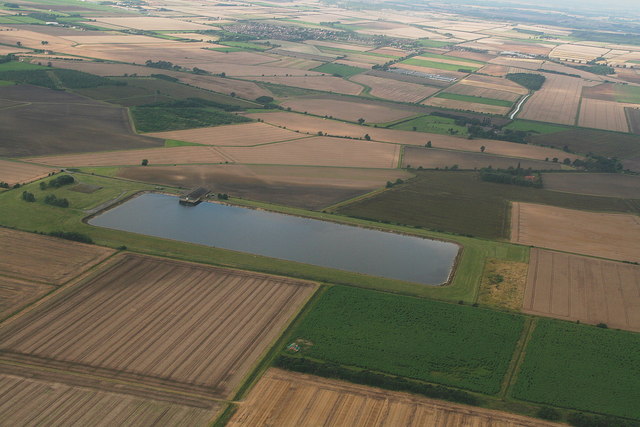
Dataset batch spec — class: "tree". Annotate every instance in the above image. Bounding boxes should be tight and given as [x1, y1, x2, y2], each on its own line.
[16, 41, 21, 47]
[426, 141, 432, 148]
[21, 191, 35, 202]
[41, 40, 48, 46]
[230, 91, 236, 97]
[364, 134, 371, 141]
[357, 118, 365, 125]
[141, 159, 149, 166]
[480, 145, 486, 153]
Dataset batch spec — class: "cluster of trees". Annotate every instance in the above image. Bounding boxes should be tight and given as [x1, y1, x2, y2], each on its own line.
[506, 73, 546, 91]
[567, 412, 639, 427]
[479, 167, 543, 188]
[44, 194, 69, 208]
[572, 155, 623, 173]
[47, 231, 93, 244]
[275, 355, 479, 406]
[145, 60, 182, 70]
[0, 53, 16, 64]
[41, 174, 74, 189]
[217, 193, 229, 200]
[0, 181, 10, 188]
[385, 178, 404, 188]
[22, 191, 35, 202]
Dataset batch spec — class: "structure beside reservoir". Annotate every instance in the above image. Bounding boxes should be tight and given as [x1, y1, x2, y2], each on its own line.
[179, 187, 209, 205]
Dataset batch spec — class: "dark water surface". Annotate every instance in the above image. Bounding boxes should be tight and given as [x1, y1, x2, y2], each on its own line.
[89, 193, 459, 285]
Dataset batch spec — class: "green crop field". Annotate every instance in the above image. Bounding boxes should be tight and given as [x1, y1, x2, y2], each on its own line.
[131, 105, 251, 132]
[512, 319, 640, 420]
[335, 171, 640, 239]
[436, 93, 513, 107]
[402, 58, 480, 72]
[0, 62, 47, 72]
[504, 120, 570, 134]
[615, 85, 640, 103]
[530, 129, 640, 160]
[417, 39, 454, 48]
[219, 41, 271, 51]
[389, 114, 469, 136]
[311, 63, 366, 78]
[285, 286, 525, 394]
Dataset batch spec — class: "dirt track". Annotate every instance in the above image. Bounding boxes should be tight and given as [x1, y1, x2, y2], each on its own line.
[229, 369, 560, 427]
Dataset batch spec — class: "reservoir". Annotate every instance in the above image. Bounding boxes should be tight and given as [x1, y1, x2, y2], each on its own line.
[89, 193, 459, 285]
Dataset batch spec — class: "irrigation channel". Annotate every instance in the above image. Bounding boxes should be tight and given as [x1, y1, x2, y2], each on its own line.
[89, 193, 459, 284]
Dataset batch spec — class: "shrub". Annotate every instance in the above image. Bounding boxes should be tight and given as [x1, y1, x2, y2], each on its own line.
[47, 231, 93, 244]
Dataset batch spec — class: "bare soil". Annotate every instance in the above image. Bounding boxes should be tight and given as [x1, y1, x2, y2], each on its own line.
[0, 86, 162, 158]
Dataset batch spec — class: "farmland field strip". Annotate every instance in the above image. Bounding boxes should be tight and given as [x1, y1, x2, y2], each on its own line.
[499, 317, 536, 399]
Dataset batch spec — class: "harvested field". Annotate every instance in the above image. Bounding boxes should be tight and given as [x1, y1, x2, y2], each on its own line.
[394, 63, 468, 81]
[349, 74, 439, 103]
[24, 146, 229, 167]
[402, 147, 562, 170]
[280, 98, 421, 122]
[0, 374, 218, 426]
[216, 137, 400, 169]
[0, 86, 162, 158]
[518, 75, 587, 125]
[0, 278, 53, 320]
[487, 57, 545, 70]
[542, 173, 640, 199]
[577, 98, 630, 132]
[478, 259, 528, 311]
[117, 164, 410, 210]
[229, 369, 559, 427]
[510, 202, 640, 262]
[461, 74, 529, 93]
[249, 76, 363, 95]
[365, 69, 451, 87]
[525, 249, 640, 332]
[441, 83, 522, 102]
[0, 160, 54, 186]
[423, 96, 511, 115]
[147, 122, 305, 146]
[0, 254, 316, 398]
[305, 40, 371, 52]
[247, 112, 575, 161]
[627, 106, 640, 134]
[549, 44, 610, 62]
[478, 64, 510, 77]
[0, 228, 114, 285]
[93, 17, 213, 31]
[445, 50, 497, 62]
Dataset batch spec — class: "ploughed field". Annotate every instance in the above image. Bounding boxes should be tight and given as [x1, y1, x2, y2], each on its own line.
[0, 86, 162, 157]
[542, 173, 640, 199]
[525, 249, 640, 332]
[228, 369, 560, 427]
[0, 254, 316, 399]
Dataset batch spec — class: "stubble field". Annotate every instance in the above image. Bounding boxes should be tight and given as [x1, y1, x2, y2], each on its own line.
[524, 249, 640, 332]
[279, 97, 422, 122]
[0, 160, 54, 186]
[401, 147, 562, 170]
[542, 173, 640, 199]
[349, 74, 439, 103]
[577, 98, 630, 132]
[510, 202, 640, 262]
[0, 374, 219, 427]
[0, 278, 54, 320]
[228, 369, 560, 427]
[0, 228, 114, 285]
[0, 254, 316, 398]
[518, 75, 587, 125]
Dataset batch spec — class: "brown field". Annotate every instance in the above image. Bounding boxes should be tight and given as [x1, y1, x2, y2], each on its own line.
[0, 278, 54, 320]
[0, 374, 219, 426]
[249, 76, 364, 95]
[395, 63, 469, 80]
[368, 47, 408, 57]
[0, 254, 316, 398]
[510, 202, 640, 262]
[280, 97, 422, 122]
[246, 112, 577, 160]
[423, 96, 511, 115]
[349, 74, 440, 102]
[118, 164, 411, 210]
[261, 57, 322, 70]
[578, 98, 630, 132]
[538, 61, 609, 81]
[25, 146, 230, 167]
[478, 64, 510, 76]
[445, 50, 497, 62]
[402, 147, 563, 170]
[147, 122, 306, 146]
[549, 44, 611, 62]
[0, 228, 114, 285]
[0, 160, 54, 186]
[518, 75, 587, 125]
[616, 68, 640, 84]
[305, 40, 371, 51]
[478, 259, 528, 311]
[461, 40, 552, 56]
[443, 84, 522, 102]
[216, 136, 401, 169]
[524, 249, 640, 332]
[229, 369, 560, 427]
[412, 55, 484, 69]
[487, 57, 545, 70]
[627, 107, 640, 134]
[581, 83, 617, 101]
[460, 74, 529, 94]
[542, 173, 640, 199]
[93, 17, 213, 31]
[0, 85, 162, 158]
